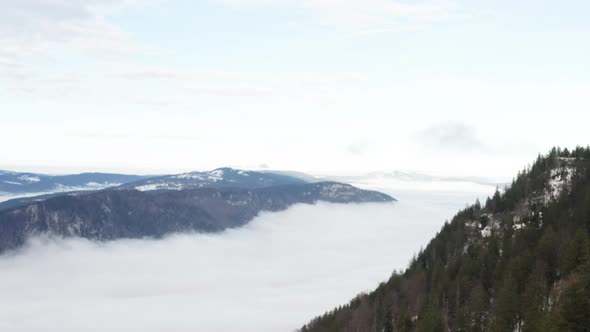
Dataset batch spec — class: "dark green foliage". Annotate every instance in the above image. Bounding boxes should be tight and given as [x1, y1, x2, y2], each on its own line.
[301, 146, 590, 332]
[561, 228, 590, 276]
[558, 271, 590, 332]
[491, 275, 519, 332]
[521, 261, 548, 332]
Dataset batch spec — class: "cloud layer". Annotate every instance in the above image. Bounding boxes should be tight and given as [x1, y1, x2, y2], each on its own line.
[0, 188, 479, 331]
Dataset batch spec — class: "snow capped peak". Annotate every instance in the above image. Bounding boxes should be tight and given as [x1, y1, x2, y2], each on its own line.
[172, 172, 205, 180]
[128, 168, 306, 191]
[172, 169, 228, 182]
[173, 168, 237, 181]
[212, 167, 250, 175]
[208, 169, 224, 181]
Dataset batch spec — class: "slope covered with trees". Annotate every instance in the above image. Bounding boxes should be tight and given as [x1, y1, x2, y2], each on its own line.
[301, 147, 590, 332]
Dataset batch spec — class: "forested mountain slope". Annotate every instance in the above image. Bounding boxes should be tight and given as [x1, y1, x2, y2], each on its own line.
[301, 147, 590, 332]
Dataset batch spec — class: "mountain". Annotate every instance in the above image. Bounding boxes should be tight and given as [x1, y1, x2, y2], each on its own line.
[0, 181, 394, 253]
[119, 167, 307, 191]
[301, 147, 590, 332]
[0, 167, 310, 209]
[0, 170, 150, 195]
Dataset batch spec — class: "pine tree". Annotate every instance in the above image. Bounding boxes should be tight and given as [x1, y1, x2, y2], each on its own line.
[558, 275, 590, 331]
[522, 261, 547, 332]
[491, 275, 519, 332]
[561, 229, 590, 276]
[466, 283, 489, 332]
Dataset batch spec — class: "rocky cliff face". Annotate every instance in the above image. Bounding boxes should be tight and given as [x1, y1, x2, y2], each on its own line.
[0, 182, 394, 253]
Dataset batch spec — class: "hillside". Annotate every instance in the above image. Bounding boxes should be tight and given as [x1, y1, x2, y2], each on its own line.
[0, 182, 394, 253]
[301, 147, 590, 332]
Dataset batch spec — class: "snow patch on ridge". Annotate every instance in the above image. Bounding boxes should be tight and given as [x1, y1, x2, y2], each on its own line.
[17, 175, 40, 183]
[208, 169, 224, 182]
[173, 173, 206, 180]
[136, 183, 183, 191]
[170, 169, 227, 183]
[548, 166, 573, 199]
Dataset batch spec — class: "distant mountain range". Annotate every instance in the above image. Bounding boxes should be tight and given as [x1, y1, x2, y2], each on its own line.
[0, 168, 316, 209]
[0, 168, 394, 253]
[324, 171, 508, 194]
[344, 170, 507, 187]
[0, 167, 506, 200]
[0, 170, 150, 195]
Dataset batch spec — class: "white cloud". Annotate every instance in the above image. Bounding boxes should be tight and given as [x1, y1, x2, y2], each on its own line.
[215, 0, 462, 31]
[0, 0, 145, 68]
[122, 67, 238, 81]
[0, 57, 35, 79]
[346, 141, 369, 155]
[0, 188, 483, 331]
[119, 66, 278, 97]
[417, 122, 488, 152]
[186, 83, 274, 96]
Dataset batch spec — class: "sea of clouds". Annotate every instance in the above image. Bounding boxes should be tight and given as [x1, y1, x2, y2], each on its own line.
[0, 180, 495, 332]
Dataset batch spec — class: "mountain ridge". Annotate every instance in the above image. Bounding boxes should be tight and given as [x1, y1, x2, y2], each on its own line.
[118, 167, 307, 191]
[0, 167, 314, 209]
[0, 170, 151, 195]
[0, 181, 394, 253]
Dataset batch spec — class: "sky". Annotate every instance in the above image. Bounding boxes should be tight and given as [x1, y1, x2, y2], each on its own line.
[1, 0, 589, 177]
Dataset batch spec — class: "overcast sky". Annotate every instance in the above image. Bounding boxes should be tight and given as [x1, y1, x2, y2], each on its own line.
[1, 0, 589, 177]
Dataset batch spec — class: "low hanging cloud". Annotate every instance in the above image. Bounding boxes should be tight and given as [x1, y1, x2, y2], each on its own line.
[0, 194, 471, 332]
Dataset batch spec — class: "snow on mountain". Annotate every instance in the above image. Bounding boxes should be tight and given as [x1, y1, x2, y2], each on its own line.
[17, 175, 40, 183]
[124, 167, 306, 191]
[0, 171, 150, 202]
[547, 163, 574, 199]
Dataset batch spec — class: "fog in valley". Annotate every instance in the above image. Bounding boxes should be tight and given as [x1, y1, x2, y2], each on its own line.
[0, 182, 495, 331]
